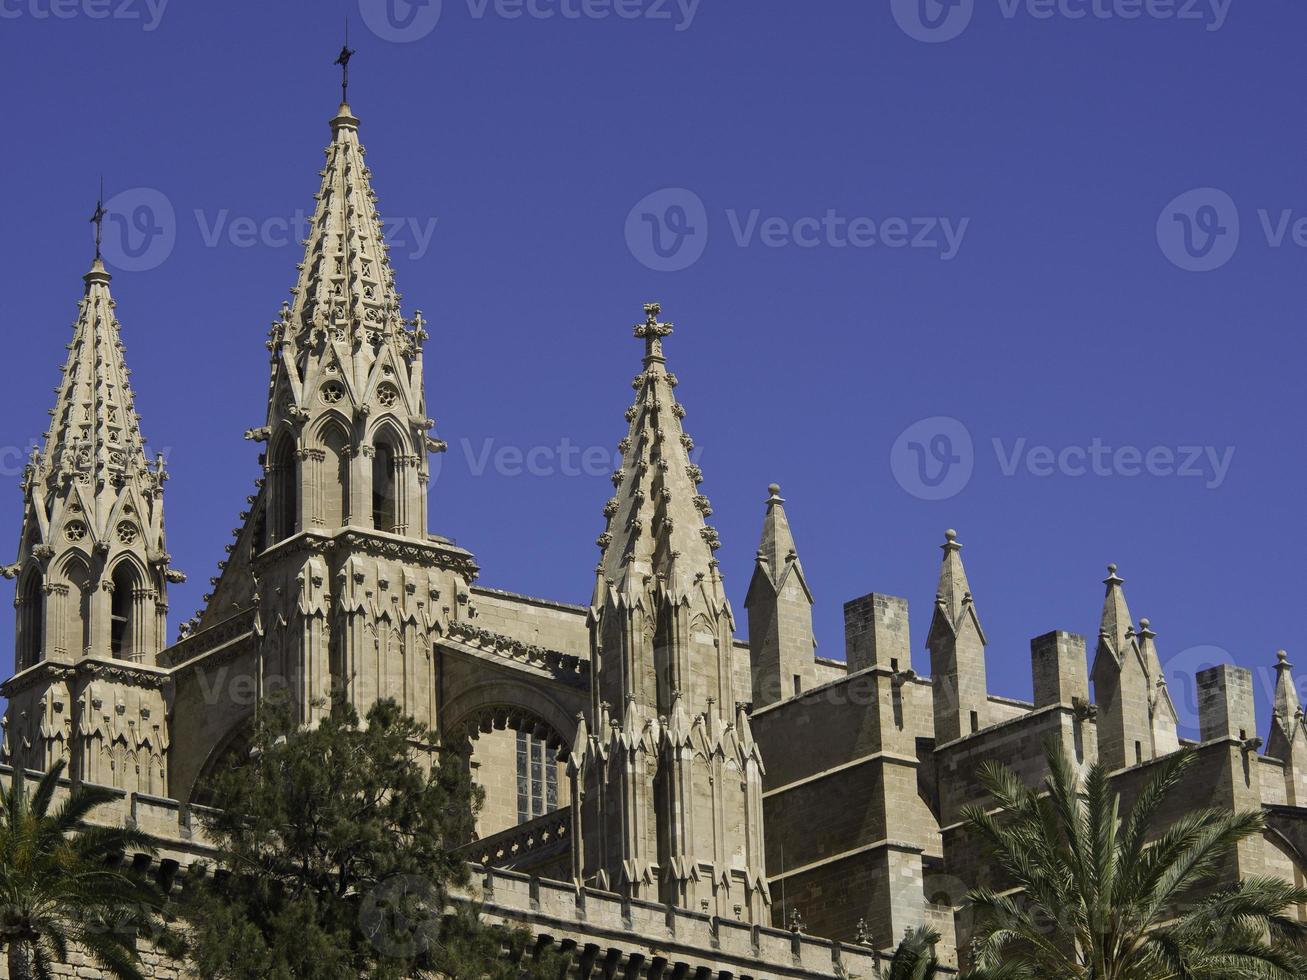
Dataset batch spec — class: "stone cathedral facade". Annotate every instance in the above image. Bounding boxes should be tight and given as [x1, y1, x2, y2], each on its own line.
[4, 93, 1307, 978]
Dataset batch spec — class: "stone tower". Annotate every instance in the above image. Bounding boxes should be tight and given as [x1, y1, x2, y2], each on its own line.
[570, 305, 769, 921]
[1090, 565, 1179, 769]
[926, 529, 989, 743]
[2, 255, 180, 793]
[745, 483, 816, 708]
[210, 99, 474, 730]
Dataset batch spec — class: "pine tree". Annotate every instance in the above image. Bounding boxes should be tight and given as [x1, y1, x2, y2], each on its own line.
[182, 698, 559, 979]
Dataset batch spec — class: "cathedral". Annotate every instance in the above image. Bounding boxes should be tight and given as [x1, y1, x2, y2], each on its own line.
[4, 85, 1307, 979]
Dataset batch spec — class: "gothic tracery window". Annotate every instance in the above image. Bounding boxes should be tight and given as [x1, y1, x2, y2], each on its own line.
[516, 731, 558, 824]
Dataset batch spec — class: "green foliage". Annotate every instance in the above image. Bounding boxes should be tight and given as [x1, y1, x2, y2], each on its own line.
[182, 698, 560, 979]
[961, 741, 1307, 980]
[877, 925, 945, 980]
[0, 759, 177, 980]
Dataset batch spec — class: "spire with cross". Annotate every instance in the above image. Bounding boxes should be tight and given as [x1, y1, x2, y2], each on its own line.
[634, 302, 673, 363]
[334, 20, 356, 104]
[89, 178, 107, 261]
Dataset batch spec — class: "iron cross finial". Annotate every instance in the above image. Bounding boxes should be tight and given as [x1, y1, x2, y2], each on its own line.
[634, 302, 674, 361]
[335, 19, 356, 104]
[89, 177, 107, 261]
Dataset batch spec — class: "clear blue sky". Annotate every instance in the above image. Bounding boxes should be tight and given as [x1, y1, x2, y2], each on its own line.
[1, 0, 1301, 739]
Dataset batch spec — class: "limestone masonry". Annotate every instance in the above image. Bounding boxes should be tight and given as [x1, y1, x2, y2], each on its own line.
[4, 96, 1305, 979]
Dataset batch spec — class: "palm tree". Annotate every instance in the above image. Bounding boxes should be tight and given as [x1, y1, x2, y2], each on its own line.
[961, 741, 1307, 979]
[0, 759, 175, 980]
[877, 925, 945, 979]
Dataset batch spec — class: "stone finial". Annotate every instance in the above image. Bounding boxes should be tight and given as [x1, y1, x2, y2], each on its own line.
[854, 918, 872, 945]
[788, 908, 805, 934]
[634, 302, 674, 362]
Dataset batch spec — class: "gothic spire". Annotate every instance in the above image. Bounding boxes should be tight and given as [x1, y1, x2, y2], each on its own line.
[1273, 650, 1302, 740]
[753, 483, 808, 594]
[1097, 563, 1135, 667]
[29, 257, 162, 522]
[594, 303, 724, 607]
[932, 529, 983, 639]
[270, 95, 414, 365]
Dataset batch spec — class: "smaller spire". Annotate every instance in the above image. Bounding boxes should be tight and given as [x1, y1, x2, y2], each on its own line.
[756, 484, 801, 582]
[634, 302, 673, 366]
[935, 529, 973, 627]
[1098, 563, 1134, 660]
[1275, 650, 1301, 724]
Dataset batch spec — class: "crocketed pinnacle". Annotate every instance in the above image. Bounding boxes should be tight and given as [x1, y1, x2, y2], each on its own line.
[27, 258, 160, 507]
[269, 101, 414, 357]
[594, 304, 722, 603]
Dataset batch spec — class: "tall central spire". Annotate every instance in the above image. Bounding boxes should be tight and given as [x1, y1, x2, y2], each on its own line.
[272, 96, 408, 354]
[252, 80, 441, 548]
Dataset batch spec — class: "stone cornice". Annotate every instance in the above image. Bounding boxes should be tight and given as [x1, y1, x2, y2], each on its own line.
[252, 528, 478, 579]
[442, 621, 587, 687]
[2, 657, 171, 698]
[161, 609, 258, 669]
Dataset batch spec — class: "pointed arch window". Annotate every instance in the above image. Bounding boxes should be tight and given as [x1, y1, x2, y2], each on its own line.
[63, 558, 91, 660]
[319, 424, 350, 529]
[110, 562, 143, 662]
[16, 569, 44, 669]
[372, 437, 399, 534]
[269, 434, 300, 543]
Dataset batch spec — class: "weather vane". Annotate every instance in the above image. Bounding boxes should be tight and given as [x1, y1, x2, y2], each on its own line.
[334, 19, 356, 104]
[89, 177, 107, 261]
